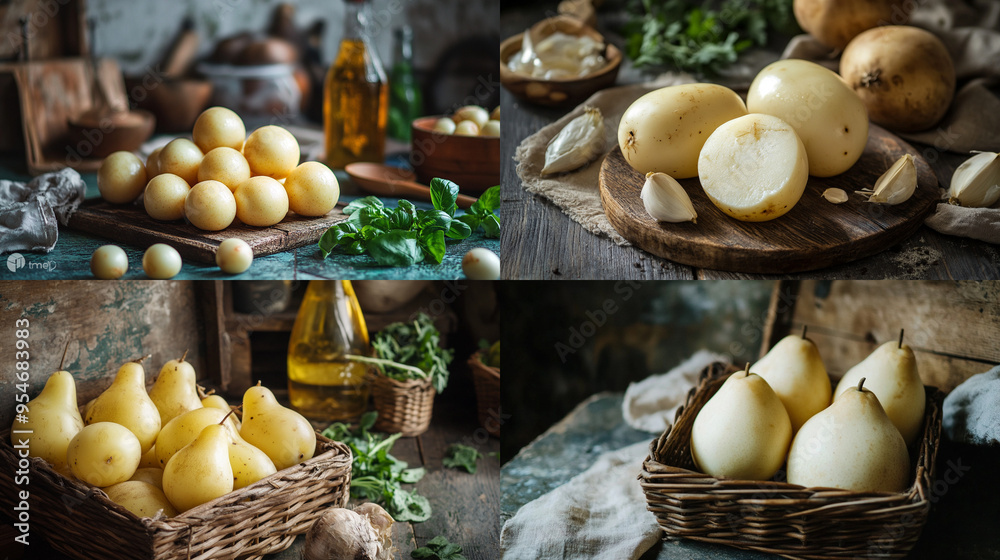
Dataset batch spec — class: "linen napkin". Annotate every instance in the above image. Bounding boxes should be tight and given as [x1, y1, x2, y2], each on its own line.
[0, 168, 86, 254]
[622, 349, 729, 433]
[943, 365, 1000, 445]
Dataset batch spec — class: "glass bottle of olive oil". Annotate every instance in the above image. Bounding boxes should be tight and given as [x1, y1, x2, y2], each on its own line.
[287, 281, 371, 421]
[324, 0, 389, 169]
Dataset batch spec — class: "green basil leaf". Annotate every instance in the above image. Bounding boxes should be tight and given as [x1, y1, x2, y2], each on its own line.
[457, 213, 482, 232]
[419, 229, 446, 264]
[369, 230, 423, 267]
[481, 214, 500, 238]
[344, 196, 384, 215]
[446, 218, 472, 240]
[430, 178, 459, 216]
[470, 185, 500, 214]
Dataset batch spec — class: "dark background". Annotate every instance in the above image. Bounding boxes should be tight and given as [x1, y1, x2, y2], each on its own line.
[499, 280, 774, 462]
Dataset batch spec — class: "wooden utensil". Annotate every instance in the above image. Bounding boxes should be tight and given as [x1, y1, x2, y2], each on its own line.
[599, 125, 940, 273]
[345, 162, 478, 208]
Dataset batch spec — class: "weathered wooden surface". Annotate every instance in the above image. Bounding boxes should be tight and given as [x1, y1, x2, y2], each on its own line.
[0, 280, 206, 428]
[67, 200, 350, 264]
[500, 6, 1000, 280]
[600, 126, 939, 273]
[766, 280, 1000, 392]
[502, 392, 1000, 560]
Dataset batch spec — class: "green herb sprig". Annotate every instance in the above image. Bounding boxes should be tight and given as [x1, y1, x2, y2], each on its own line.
[318, 179, 500, 267]
[348, 313, 454, 393]
[625, 0, 798, 75]
[412, 536, 467, 560]
[323, 411, 431, 522]
[442, 444, 484, 474]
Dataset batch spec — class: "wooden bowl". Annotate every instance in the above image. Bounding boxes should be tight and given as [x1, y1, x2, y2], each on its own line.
[500, 15, 622, 108]
[410, 116, 500, 194]
[66, 109, 156, 159]
[125, 77, 213, 133]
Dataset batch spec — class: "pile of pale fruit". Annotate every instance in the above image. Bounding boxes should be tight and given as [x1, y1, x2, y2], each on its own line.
[689, 329, 925, 493]
[11, 355, 317, 517]
[98, 107, 340, 231]
[429, 105, 500, 137]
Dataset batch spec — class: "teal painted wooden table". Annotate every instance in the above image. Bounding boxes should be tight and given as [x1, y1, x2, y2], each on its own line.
[502, 392, 1000, 559]
[1, 161, 499, 280]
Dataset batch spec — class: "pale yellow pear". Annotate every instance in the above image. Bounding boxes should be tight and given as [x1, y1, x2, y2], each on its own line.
[690, 367, 792, 480]
[10, 371, 84, 470]
[834, 337, 926, 445]
[240, 383, 316, 470]
[752, 331, 832, 432]
[788, 378, 910, 492]
[85, 360, 161, 454]
[226, 428, 277, 489]
[155, 407, 229, 468]
[138, 445, 160, 469]
[129, 467, 164, 490]
[148, 356, 203, 426]
[104, 480, 177, 518]
[202, 394, 241, 432]
[163, 424, 234, 512]
[67, 422, 142, 487]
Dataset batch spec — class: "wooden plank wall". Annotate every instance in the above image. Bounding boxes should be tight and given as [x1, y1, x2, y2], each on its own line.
[767, 281, 1000, 393]
[0, 281, 205, 428]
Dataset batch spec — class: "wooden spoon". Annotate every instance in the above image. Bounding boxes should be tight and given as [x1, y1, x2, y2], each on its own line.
[345, 163, 478, 209]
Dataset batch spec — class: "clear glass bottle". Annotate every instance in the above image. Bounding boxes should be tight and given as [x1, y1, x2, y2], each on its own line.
[287, 281, 371, 421]
[324, 0, 389, 168]
[388, 26, 423, 142]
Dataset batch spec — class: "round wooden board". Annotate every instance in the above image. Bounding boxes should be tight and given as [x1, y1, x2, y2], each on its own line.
[599, 125, 940, 273]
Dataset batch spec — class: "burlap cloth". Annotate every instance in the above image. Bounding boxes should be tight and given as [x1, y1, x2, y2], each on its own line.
[514, 1, 1000, 247]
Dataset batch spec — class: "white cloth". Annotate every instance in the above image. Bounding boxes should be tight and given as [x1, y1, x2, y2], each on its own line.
[500, 441, 660, 560]
[623, 349, 730, 433]
[0, 168, 86, 254]
[943, 365, 1000, 445]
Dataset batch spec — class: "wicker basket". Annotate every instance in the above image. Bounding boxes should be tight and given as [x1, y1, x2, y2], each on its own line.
[639, 362, 943, 560]
[468, 350, 501, 437]
[369, 373, 436, 436]
[0, 430, 351, 560]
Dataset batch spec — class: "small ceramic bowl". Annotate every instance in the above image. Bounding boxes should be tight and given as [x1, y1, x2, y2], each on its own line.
[410, 116, 500, 194]
[500, 15, 622, 108]
[66, 109, 156, 159]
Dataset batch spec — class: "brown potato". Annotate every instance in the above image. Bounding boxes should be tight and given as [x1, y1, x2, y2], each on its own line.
[840, 25, 955, 132]
[794, 0, 908, 50]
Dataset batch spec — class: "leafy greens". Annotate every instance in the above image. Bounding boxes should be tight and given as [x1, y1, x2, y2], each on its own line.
[348, 312, 454, 393]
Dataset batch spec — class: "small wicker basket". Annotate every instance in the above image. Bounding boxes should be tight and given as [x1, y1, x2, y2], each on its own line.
[369, 373, 436, 436]
[468, 350, 501, 437]
[0, 430, 351, 560]
[639, 362, 943, 560]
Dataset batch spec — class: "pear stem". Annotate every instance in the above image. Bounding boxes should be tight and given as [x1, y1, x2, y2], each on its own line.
[857, 377, 866, 392]
[59, 339, 71, 370]
[132, 354, 152, 364]
[744, 362, 750, 375]
[801, 325, 808, 339]
[180, 349, 189, 363]
[219, 408, 237, 425]
[898, 329, 904, 349]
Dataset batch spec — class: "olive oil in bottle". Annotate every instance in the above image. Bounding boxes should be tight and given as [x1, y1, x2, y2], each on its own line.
[287, 281, 371, 421]
[324, 0, 388, 169]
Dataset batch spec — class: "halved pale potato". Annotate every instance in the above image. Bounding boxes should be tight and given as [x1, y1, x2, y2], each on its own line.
[698, 114, 809, 222]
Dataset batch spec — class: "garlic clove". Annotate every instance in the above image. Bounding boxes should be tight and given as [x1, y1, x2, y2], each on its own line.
[857, 154, 917, 205]
[541, 106, 605, 175]
[822, 188, 848, 204]
[641, 171, 697, 223]
[948, 151, 1000, 208]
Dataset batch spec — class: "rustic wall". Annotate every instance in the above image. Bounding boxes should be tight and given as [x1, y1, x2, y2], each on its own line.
[0, 281, 206, 428]
[499, 281, 775, 461]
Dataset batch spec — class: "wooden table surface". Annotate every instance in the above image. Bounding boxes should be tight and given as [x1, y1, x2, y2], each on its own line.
[501, 392, 1000, 560]
[500, 6, 1000, 280]
[0, 158, 499, 281]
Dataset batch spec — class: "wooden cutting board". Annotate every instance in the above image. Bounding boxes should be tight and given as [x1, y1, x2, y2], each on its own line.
[66, 201, 348, 264]
[599, 124, 940, 273]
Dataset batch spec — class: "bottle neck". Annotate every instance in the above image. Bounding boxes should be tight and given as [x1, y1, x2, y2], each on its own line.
[394, 28, 413, 64]
[342, 1, 369, 41]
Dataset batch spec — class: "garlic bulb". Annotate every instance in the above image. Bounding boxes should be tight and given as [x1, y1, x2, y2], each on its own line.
[858, 154, 916, 205]
[541, 107, 605, 175]
[304, 505, 394, 560]
[507, 31, 606, 80]
[948, 151, 1000, 208]
[641, 172, 697, 223]
[822, 188, 848, 204]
